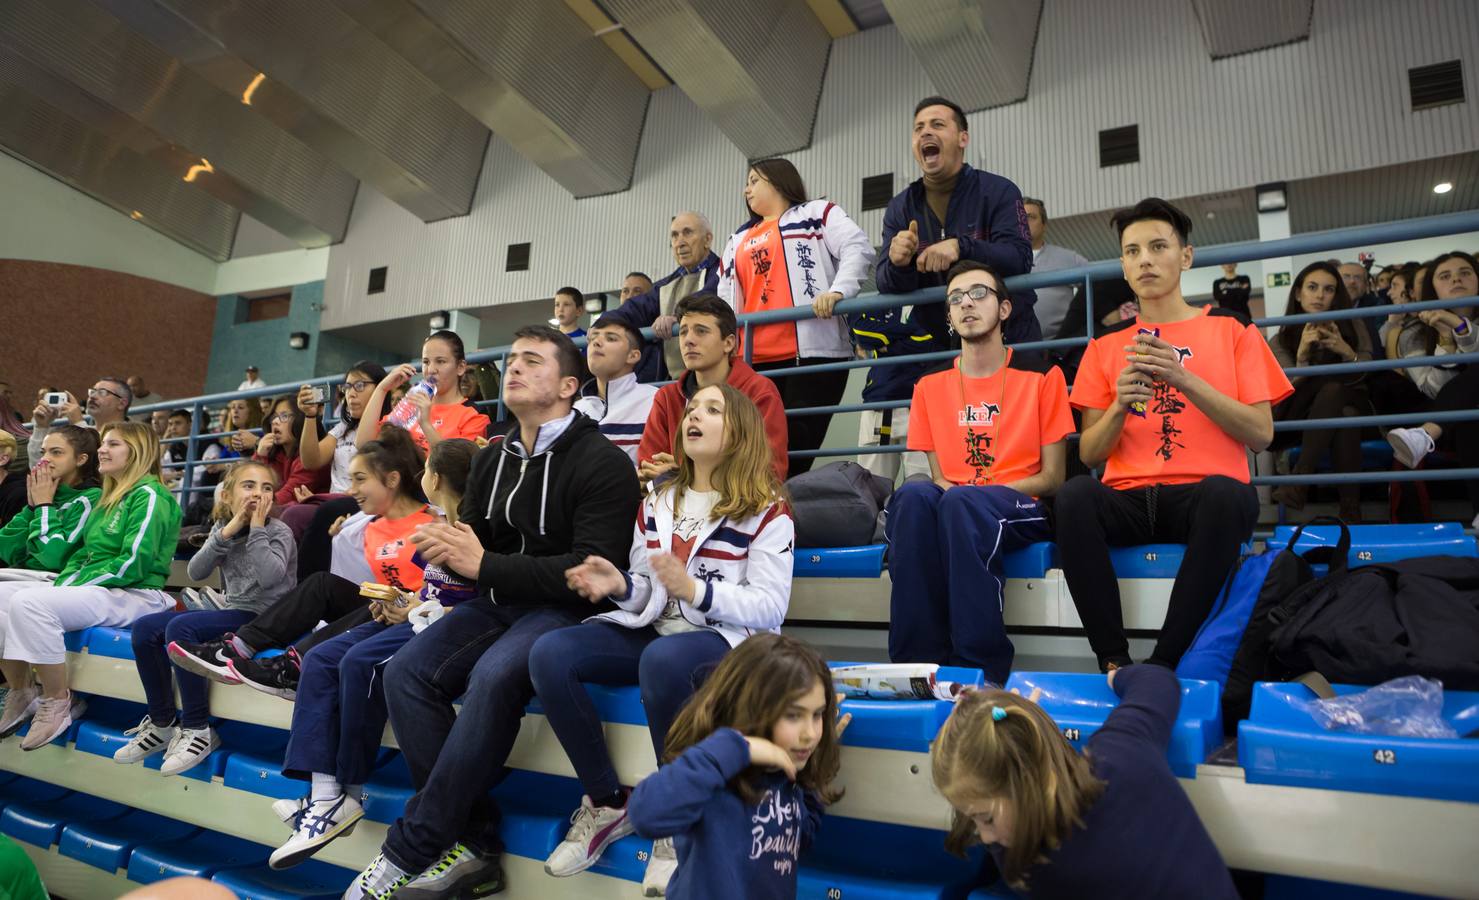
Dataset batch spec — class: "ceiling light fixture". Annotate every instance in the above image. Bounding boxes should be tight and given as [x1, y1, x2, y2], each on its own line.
[1433, 181, 1453, 194]
[183, 158, 214, 183]
[130, 210, 143, 220]
[429, 311, 450, 330]
[1255, 182, 1288, 213]
[242, 72, 266, 106]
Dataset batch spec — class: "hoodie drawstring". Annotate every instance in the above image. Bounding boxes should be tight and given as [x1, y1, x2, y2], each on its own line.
[539, 450, 552, 536]
[486, 451, 507, 521]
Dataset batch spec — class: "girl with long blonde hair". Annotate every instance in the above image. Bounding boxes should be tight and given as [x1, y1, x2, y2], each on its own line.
[0, 421, 182, 750]
[529, 383, 793, 894]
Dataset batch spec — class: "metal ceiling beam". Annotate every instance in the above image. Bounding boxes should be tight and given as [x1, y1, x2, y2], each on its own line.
[882, 0, 1042, 111]
[0, 0, 355, 246]
[152, 0, 489, 222]
[330, 0, 650, 199]
[1189, 0, 1313, 59]
[0, 83, 238, 260]
[601, 0, 832, 159]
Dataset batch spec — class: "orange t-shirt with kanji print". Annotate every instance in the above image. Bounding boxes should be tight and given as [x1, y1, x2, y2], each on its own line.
[733, 219, 800, 363]
[362, 506, 436, 592]
[908, 350, 1075, 495]
[1071, 307, 1293, 491]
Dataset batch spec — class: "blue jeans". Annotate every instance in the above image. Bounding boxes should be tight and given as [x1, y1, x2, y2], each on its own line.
[528, 622, 729, 799]
[381, 600, 582, 871]
[131, 609, 255, 729]
[885, 482, 1051, 684]
[282, 620, 413, 787]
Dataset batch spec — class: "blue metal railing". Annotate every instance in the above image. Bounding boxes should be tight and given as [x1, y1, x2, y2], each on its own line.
[107, 209, 1479, 498]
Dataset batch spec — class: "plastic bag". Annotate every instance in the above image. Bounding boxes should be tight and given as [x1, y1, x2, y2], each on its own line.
[1302, 675, 1458, 739]
[830, 664, 965, 701]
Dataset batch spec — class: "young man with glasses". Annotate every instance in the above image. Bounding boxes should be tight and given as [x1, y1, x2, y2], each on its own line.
[27, 377, 131, 463]
[884, 261, 1073, 685]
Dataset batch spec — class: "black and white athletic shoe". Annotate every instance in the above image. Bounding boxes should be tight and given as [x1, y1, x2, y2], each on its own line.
[167, 636, 246, 684]
[229, 648, 302, 700]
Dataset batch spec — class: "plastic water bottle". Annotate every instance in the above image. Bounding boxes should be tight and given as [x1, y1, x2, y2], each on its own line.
[385, 377, 436, 429]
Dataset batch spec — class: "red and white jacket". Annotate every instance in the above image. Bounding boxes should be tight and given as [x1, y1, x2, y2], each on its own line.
[592, 490, 794, 648]
[718, 199, 875, 360]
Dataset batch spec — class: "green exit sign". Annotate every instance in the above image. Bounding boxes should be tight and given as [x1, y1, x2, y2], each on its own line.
[1267, 271, 1291, 288]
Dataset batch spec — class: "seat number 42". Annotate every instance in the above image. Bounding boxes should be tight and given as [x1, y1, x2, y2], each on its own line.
[1372, 748, 1396, 765]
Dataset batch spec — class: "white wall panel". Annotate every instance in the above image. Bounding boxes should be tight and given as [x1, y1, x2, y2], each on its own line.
[325, 0, 1479, 330]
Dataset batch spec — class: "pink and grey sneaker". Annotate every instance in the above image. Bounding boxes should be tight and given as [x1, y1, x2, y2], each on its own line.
[543, 794, 634, 877]
[20, 692, 85, 751]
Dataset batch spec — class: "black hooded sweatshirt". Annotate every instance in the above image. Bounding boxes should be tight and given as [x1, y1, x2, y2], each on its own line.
[458, 412, 640, 608]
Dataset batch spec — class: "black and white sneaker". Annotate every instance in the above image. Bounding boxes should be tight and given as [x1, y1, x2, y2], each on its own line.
[160, 724, 219, 776]
[112, 715, 176, 765]
[229, 648, 301, 700]
[167, 636, 245, 684]
[399, 843, 504, 899]
[269, 792, 363, 869]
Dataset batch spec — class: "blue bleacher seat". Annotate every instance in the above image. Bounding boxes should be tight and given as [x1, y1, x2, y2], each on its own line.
[361, 754, 413, 824]
[60, 809, 199, 872]
[1285, 439, 1394, 474]
[1005, 672, 1221, 778]
[127, 829, 267, 884]
[64, 629, 91, 653]
[1237, 681, 1479, 802]
[832, 665, 987, 753]
[527, 683, 648, 728]
[224, 751, 302, 800]
[792, 542, 1059, 579]
[73, 698, 233, 783]
[0, 777, 71, 811]
[84, 626, 136, 660]
[212, 858, 358, 899]
[794, 545, 885, 578]
[0, 793, 129, 847]
[491, 771, 585, 863]
[1107, 543, 1252, 579]
[1267, 521, 1478, 568]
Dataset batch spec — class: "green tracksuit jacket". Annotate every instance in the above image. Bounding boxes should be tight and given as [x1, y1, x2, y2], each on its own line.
[0, 483, 101, 573]
[55, 476, 181, 589]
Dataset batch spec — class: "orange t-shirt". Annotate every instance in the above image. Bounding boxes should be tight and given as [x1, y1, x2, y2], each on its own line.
[363, 506, 436, 592]
[908, 351, 1075, 494]
[1071, 307, 1293, 490]
[385, 401, 491, 453]
[733, 219, 800, 363]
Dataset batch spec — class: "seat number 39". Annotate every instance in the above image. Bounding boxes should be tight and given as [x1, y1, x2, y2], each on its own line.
[1372, 748, 1396, 765]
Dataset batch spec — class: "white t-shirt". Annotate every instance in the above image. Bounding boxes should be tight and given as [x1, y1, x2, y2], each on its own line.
[654, 489, 720, 636]
[238, 376, 266, 391]
[329, 421, 357, 494]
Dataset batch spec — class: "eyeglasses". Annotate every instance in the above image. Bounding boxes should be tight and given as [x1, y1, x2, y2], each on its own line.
[946, 284, 1002, 307]
[345, 380, 374, 392]
[87, 387, 127, 401]
[269, 413, 295, 424]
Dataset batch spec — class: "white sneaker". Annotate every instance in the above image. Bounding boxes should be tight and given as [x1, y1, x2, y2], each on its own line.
[399, 843, 503, 899]
[269, 792, 363, 869]
[273, 797, 309, 829]
[344, 852, 413, 900]
[1387, 427, 1434, 469]
[160, 725, 219, 776]
[113, 716, 176, 764]
[544, 795, 634, 877]
[20, 692, 84, 751]
[0, 685, 40, 738]
[642, 835, 678, 897]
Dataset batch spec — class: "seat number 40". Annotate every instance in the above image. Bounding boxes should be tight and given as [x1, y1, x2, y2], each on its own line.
[827, 889, 843, 899]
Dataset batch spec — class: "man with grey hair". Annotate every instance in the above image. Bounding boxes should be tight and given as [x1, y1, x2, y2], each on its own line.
[28, 375, 131, 460]
[1023, 197, 1090, 339]
[604, 211, 722, 382]
[1339, 260, 1384, 356]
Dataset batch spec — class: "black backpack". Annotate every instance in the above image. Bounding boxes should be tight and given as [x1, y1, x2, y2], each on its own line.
[1221, 517, 1351, 726]
[786, 461, 893, 548]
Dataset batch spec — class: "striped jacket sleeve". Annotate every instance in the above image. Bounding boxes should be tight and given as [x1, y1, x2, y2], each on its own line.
[57, 485, 173, 588]
[616, 502, 655, 613]
[694, 504, 794, 630]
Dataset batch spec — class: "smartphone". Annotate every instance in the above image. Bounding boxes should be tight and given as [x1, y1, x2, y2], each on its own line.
[309, 386, 326, 404]
[44, 391, 67, 408]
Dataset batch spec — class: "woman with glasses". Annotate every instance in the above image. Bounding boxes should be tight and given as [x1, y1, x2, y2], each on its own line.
[280, 363, 388, 559]
[252, 397, 329, 510]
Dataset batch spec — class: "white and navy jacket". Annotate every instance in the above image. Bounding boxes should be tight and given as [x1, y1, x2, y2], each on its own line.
[573, 373, 658, 467]
[717, 199, 876, 360]
[593, 490, 794, 648]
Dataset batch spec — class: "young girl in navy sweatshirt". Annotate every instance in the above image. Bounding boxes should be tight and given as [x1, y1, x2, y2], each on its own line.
[627, 632, 849, 900]
[532, 383, 794, 894]
[930, 664, 1237, 899]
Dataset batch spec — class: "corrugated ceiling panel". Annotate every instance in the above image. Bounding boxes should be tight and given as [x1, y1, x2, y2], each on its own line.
[1190, 0, 1313, 58]
[602, 0, 831, 158]
[883, 0, 1042, 110]
[0, 86, 238, 259]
